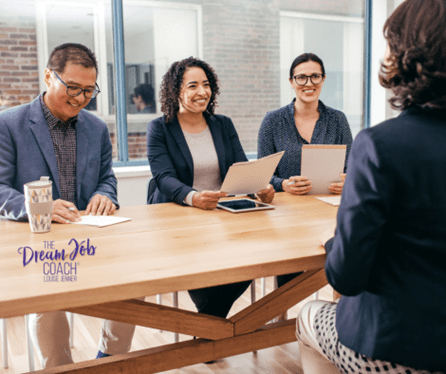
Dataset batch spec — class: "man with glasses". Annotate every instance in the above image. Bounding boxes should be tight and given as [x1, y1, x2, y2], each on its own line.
[0, 43, 118, 367]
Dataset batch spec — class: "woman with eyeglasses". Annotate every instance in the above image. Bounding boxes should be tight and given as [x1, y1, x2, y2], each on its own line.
[257, 53, 353, 298]
[257, 53, 352, 196]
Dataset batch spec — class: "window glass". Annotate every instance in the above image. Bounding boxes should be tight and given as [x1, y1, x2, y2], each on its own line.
[46, 3, 98, 112]
[0, 0, 367, 164]
[281, 13, 364, 136]
[120, 3, 199, 160]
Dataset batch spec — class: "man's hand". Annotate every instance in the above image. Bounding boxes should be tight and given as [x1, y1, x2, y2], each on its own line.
[52, 199, 81, 224]
[256, 184, 275, 204]
[192, 191, 228, 210]
[282, 176, 312, 195]
[85, 194, 116, 216]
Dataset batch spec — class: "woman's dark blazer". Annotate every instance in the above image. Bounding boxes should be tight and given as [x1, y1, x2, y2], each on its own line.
[147, 113, 247, 205]
[325, 107, 446, 371]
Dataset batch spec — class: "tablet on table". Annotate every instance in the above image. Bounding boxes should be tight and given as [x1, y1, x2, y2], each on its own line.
[217, 198, 275, 213]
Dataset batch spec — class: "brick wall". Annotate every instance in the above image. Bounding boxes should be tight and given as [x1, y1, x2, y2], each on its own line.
[202, 0, 281, 153]
[0, 17, 39, 108]
[109, 130, 147, 160]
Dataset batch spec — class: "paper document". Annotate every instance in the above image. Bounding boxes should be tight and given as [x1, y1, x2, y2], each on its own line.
[72, 215, 131, 228]
[220, 151, 284, 195]
[316, 196, 341, 206]
[301, 145, 346, 195]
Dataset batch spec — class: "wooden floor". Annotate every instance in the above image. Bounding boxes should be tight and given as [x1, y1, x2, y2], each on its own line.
[0, 278, 335, 374]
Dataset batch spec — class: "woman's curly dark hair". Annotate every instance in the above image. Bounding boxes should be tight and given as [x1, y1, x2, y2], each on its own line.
[160, 57, 220, 123]
[379, 0, 446, 110]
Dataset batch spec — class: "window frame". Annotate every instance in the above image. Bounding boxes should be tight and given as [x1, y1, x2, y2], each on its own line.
[34, 0, 371, 167]
[35, 0, 103, 117]
[279, 10, 366, 136]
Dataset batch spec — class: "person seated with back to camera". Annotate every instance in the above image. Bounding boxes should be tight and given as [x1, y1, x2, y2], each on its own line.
[296, 0, 446, 373]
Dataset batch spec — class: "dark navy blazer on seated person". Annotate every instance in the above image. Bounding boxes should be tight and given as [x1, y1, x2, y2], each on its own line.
[147, 113, 248, 205]
[0, 97, 118, 221]
[325, 106, 446, 372]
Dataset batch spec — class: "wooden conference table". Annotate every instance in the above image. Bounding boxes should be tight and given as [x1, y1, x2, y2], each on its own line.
[0, 193, 337, 373]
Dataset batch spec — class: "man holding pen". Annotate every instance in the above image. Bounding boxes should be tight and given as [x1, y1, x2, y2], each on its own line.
[0, 43, 118, 367]
[0, 42, 117, 222]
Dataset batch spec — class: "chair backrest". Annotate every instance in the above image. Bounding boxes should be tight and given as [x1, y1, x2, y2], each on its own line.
[147, 177, 157, 204]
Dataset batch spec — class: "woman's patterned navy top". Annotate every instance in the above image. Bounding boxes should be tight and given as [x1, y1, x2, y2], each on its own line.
[257, 99, 353, 192]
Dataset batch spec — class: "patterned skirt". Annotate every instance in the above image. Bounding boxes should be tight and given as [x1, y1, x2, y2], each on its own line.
[314, 303, 444, 374]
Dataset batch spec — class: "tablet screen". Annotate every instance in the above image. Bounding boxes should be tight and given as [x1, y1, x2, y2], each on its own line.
[217, 199, 275, 213]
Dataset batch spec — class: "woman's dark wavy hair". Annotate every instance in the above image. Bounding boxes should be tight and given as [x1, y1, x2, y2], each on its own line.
[379, 0, 446, 110]
[160, 57, 220, 123]
[289, 53, 325, 79]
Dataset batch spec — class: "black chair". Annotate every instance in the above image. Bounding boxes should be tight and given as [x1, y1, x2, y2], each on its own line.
[147, 177, 157, 204]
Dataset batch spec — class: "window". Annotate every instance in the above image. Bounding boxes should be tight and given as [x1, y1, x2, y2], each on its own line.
[0, 0, 372, 166]
[281, 12, 364, 137]
[117, 2, 200, 161]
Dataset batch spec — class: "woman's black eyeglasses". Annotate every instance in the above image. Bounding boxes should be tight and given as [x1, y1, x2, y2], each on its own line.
[292, 74, 325, 86]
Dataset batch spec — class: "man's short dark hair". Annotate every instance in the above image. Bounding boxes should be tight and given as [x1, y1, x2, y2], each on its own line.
[47, 43, 98, 75]
[134, 84, 155, 106]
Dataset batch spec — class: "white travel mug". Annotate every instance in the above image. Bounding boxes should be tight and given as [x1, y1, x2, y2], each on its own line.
[24, 176, 53, 233]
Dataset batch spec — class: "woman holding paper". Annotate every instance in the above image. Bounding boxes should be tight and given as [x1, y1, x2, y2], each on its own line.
[147, 57, 274, 209]
[147, 57, 274, 315]
[96, 58, 274, 360]
[257, 53, 352, 195]
[297, 0, 446, 372]
[97, 57, 275, 358]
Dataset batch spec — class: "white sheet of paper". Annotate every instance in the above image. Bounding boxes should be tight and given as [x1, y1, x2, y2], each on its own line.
[72, 215, 131, 228]
[301, 145, 346, 195]
[220, 151, 285, 195]
[316, 196, 341, 206]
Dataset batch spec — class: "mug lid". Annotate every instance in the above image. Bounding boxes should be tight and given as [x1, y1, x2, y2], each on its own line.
[25, 176, 52, 188]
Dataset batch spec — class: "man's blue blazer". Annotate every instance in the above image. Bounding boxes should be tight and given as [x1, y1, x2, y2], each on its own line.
[0, 96, 118, 221]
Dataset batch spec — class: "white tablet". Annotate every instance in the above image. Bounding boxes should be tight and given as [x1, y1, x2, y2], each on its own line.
[217, 198, 275, 213]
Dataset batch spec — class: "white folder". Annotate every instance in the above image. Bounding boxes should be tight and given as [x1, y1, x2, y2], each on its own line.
[301, 145, 346, 195]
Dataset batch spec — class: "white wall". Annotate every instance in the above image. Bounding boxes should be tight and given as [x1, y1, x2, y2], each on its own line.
[370, 0, 389, 127]
[370, 0, 404, 127]
[114, 166, 152, 207]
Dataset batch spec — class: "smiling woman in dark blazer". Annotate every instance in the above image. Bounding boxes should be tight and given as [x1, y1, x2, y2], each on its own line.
[148, 57, 274, 209]
[147, 57, 274, 317]
[96, 58, 275, 360]
[296, 1, 446, 373]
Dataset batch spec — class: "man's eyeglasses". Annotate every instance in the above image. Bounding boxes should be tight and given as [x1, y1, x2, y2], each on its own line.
[292, 73, 325, 86]
[52, 70, 100, 99]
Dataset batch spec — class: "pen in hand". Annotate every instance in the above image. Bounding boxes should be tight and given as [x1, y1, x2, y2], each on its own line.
[67, 206, 81, 222]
